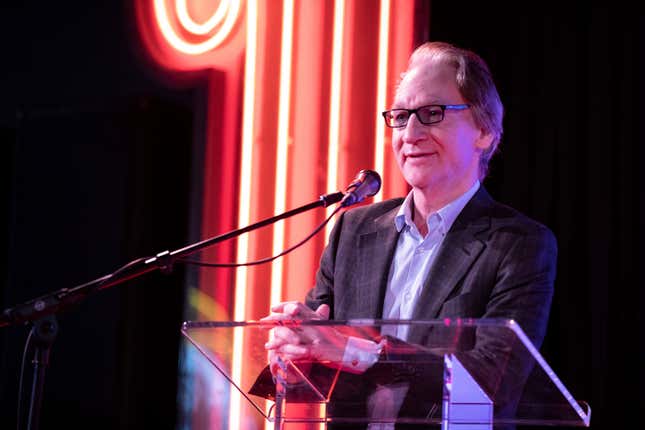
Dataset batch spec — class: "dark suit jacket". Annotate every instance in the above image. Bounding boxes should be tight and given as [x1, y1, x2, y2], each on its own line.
[304, 187, 557, 427]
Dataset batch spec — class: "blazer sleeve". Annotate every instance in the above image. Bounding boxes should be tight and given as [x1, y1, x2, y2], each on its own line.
[458, 222, 558, 415]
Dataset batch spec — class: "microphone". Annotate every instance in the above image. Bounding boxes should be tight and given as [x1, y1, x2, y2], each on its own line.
[340, 170, 382, 208]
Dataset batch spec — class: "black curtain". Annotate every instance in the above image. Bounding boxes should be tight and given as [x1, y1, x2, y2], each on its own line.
[428, 2, 644, 429]
[0, 2, 198, 429]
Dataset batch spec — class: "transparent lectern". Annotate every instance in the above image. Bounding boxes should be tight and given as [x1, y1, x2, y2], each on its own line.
[181, 319, 590, 429]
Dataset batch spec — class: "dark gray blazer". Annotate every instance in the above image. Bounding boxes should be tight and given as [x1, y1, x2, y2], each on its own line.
[304, 186, 557, 426]
[307, 186, 556, 342]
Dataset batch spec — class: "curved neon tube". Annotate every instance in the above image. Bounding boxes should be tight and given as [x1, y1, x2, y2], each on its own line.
[175, 0, 229, 35]
[153, 0, 241, 55]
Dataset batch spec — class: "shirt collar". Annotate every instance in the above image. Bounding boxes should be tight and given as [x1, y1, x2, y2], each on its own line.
[394, 181, 480, 233]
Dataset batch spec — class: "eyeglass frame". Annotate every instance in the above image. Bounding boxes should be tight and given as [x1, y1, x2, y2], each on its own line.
[381, 104, 471, 128]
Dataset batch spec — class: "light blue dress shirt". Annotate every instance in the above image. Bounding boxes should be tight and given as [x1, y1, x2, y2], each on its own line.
[382, 180, 480, 340]
[341, 181, 481, 373]
[362, 181, 481, 429]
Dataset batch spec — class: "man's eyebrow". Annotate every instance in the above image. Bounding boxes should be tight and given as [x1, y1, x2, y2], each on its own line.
[390, 99, 442, 109]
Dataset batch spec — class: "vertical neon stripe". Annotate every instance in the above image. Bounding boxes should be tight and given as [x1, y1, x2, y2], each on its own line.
[265, 2, 294, 428]
[230, 1, 258, 429]
[137, 0, 426, 428]
[374, 0, 390, 202]
[325, 0, 345, 241]
[271, 0, 294, 306]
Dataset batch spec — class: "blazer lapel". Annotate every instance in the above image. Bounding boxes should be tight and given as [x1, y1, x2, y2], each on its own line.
[408, 188, 493, 341]
[354, 205, 401, 319]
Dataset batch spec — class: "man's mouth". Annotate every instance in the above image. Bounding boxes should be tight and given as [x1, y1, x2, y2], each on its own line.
[405, 151, 436, 159]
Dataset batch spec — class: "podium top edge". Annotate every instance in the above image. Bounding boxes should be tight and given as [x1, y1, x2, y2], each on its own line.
[181, 318, 518, 330]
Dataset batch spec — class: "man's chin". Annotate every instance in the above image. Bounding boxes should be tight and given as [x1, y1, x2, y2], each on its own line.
[402, 172, 436, 191]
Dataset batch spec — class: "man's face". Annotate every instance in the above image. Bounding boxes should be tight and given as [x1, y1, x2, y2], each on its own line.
[391, 61, 492, 195]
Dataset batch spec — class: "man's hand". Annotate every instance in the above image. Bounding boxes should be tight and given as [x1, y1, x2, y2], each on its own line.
[263, 301, 330, 321]
[261, 302, 347, 379]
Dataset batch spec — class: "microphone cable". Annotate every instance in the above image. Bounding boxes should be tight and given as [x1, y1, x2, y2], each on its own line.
[177, 205, 342, 268]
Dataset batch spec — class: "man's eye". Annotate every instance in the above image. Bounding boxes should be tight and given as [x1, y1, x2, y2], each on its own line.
[394, 112, 408, 121]
[423, 108, 441, 117]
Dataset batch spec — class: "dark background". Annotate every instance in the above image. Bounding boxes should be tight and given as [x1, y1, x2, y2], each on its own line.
[0, 2, 642, 429]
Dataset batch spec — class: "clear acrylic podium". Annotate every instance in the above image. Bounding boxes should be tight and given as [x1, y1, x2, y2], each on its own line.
[181, 319, 590, 429]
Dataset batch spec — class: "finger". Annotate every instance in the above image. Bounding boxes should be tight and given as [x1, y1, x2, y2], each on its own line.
[270, 301, 299, 313]
[276, 343, 309, 358]
[260, 313, 293, 322]
[265, 327, 302, 349]
[265, 302, 315, 322]
[282, 302, 310, 318]
[273, 326, 303, 343]
[283, 302, 328, 320]
[266, 336, 298, 350]
[315, 304, 330, 320]
[260, 302, 295, 322]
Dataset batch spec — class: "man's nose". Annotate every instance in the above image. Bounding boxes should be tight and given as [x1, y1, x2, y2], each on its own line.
[402, 113, 428, 143]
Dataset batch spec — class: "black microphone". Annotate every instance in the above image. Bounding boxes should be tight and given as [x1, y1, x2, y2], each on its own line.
[340, 169, 382, 208]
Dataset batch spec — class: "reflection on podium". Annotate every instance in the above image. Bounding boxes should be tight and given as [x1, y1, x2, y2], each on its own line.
[181, 319, 591, 429]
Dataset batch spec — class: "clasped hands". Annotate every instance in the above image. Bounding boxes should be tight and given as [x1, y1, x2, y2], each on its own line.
[261, 302, 348, 382]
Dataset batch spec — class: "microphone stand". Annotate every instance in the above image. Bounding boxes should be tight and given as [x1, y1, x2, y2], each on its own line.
[0, 191, 344, 430]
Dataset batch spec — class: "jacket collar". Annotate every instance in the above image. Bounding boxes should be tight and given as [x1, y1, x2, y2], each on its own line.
[407, 187, 494, 341]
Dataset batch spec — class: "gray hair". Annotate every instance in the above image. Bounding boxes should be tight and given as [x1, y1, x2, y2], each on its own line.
[401, 41, 504, 179]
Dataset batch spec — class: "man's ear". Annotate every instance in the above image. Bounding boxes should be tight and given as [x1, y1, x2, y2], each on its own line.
[475, 129, 494, 150]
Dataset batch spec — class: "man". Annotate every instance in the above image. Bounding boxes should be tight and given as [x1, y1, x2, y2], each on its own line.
[260, 41, 557, 428]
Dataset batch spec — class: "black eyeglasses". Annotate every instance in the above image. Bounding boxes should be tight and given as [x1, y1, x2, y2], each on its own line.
[382, 104, 470, 128]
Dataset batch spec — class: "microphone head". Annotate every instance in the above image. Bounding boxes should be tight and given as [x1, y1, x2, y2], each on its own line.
[355, 169, 381, 197]
[341, 169, 382, 207]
